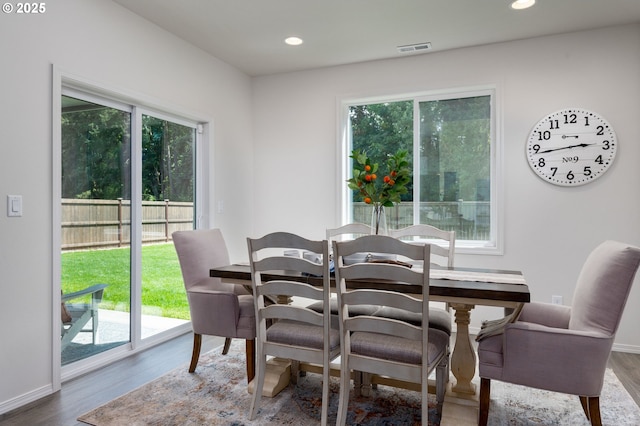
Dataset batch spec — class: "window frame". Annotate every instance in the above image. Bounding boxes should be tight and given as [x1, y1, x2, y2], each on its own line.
[337, 85, 503, 255]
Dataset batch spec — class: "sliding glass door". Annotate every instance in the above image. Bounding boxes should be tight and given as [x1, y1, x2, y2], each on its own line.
[60, 95, 132, 365]
[60, 92, 197, 366]
[140, 113, 194, 339]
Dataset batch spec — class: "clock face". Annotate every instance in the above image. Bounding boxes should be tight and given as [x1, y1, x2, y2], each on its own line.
[526, 108, 617, 186]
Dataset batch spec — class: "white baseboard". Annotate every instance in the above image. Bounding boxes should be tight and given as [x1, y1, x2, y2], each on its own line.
[0, 384, 54, 416]
[612, 343, 640, 354]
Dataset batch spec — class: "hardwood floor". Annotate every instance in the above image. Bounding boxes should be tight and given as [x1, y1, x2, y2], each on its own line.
[0, 333, 225, 426]
[610, 351, 640, 407]
[1, 336, 639, 426]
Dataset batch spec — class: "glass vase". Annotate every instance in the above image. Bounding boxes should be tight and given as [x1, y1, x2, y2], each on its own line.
[370, 204, 388, 235]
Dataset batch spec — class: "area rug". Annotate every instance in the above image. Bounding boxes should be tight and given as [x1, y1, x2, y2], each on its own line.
[78, 341, 640, 425]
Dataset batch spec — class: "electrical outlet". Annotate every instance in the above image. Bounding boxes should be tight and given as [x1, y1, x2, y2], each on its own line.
[551, 295, 563, 305]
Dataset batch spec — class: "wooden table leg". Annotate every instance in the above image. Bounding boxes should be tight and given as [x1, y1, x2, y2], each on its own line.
[449, 303, 477, 395]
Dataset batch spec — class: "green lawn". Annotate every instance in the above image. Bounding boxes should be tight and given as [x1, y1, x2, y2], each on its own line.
[61, 243, 190, 320]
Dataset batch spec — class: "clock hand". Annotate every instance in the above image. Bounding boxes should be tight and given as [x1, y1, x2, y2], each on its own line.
[561, 135, 579, 139]
[537, 143, 594, 154]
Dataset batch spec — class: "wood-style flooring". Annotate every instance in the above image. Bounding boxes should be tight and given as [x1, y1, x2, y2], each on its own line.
[0, 333, 224, 426]
[1, 334, 639, 426]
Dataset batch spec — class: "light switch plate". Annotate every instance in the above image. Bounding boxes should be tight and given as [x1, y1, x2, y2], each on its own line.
[7, 195, 22, 217]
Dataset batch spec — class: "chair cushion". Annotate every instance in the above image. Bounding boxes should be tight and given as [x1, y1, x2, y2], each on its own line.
[373, 306, 452, 336]
[267, 320, 340, 351]
[307, 299, 379, 317]
[350, 328, 449, 366]
[307, 299, 385, 330]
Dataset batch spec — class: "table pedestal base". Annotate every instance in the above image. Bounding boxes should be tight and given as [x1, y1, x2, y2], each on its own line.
[450, 303, 477, 395]
[247, 358, 291, 397]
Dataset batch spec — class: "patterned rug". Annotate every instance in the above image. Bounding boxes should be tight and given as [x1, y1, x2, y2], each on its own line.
[78, 341, 640, 425]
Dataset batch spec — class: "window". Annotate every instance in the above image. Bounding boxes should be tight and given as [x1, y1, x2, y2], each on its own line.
[341, 87, 500, 253]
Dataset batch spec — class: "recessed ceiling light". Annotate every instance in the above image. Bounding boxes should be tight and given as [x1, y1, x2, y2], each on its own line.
[511, 0, 535, 10]
[285, 36, 303, 46]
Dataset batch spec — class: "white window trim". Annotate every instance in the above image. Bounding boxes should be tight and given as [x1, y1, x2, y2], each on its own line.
[336, 84, 504, 256]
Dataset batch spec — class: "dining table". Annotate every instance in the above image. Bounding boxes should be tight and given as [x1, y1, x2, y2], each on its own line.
[210, 263, 530, 399]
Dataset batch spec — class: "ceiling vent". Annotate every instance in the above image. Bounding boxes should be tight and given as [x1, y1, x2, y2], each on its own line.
[397, 42, 432, 54]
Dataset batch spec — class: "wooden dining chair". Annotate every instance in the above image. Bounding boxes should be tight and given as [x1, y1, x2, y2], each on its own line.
[380, 224, 456, 336]
[247, 232, 339, 425]
[307, 223, 379, 328]
[333, 235, 449, 425]
[310, 223, 389, 395]
[367, 224, 455, 389]
[389, 224, 455, 268]
[326, 222, 373, 243]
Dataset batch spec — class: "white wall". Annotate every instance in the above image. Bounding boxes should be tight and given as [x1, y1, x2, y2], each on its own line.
[251, 25, 640, 347]
[0, 0, 253, 413]
[2, 0, 639, 414]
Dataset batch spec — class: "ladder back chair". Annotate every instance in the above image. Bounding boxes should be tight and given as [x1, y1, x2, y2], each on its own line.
[333, 235, 449, 425]
[247, 232, 339, 425]
[381, 224, 456, 336]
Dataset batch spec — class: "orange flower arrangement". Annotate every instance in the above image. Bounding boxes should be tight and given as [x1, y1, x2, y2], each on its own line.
[347, 149, 410, 233]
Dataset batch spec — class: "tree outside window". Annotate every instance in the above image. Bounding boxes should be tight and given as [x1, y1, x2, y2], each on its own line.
[347, 90, 494, 245]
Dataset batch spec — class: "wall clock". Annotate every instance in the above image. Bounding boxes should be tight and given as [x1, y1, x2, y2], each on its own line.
[526, 108, 617, 186]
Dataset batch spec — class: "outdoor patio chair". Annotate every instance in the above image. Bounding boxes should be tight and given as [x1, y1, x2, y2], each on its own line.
[61, 283, 108, 350]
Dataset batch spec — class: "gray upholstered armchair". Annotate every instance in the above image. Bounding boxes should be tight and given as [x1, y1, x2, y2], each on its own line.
[172, 229, 256, 383]
[477, 240, 640, 426]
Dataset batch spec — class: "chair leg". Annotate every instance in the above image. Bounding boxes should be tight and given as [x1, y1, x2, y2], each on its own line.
[589, 397, 602, 426]
[321, 357, 331, 426]
[478, 378, 491, 426]
[435, 356, 447, 406]
[445, 345, 451, 384]
[361, 371, 372, 397]
[249, 343, 266, 420]
[245, 339, 255, 383]
[354, 370, 363, 397]
[188, 333, 202, 373]
[222, 337, 232, 355]
[336, 355, 351, 426]
[580, 396, 590, 420]
[290, 360, 300, 384]
[580, 396, 602, 426]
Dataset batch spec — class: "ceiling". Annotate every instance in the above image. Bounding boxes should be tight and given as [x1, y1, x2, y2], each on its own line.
[113, 0, 640, 77]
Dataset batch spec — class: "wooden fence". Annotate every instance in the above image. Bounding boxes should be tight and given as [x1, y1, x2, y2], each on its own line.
[353, 201, 490, 240]
[61, 199, 490, 250]
[61, 199, 194, 251]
